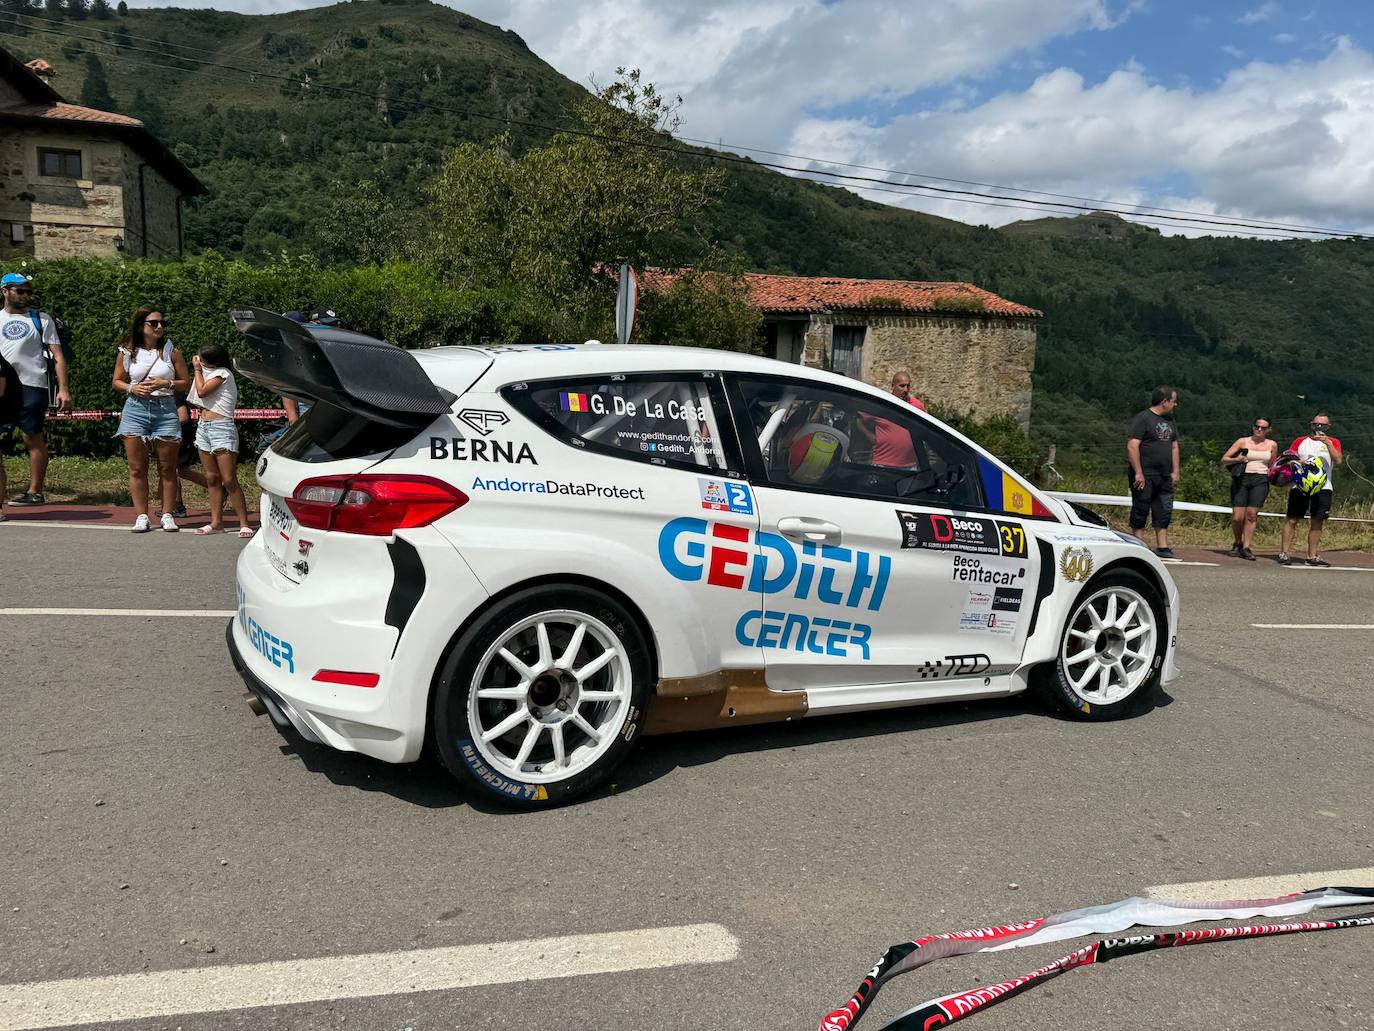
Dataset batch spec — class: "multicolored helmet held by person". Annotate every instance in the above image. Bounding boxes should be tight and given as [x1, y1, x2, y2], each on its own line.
[1269, 449, 1304, 485]
[1295, 455, 1328, 495]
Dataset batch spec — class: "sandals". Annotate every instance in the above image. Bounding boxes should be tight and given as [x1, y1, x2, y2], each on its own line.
[238, 527, 256, 539]
[194, 525, 224, 536]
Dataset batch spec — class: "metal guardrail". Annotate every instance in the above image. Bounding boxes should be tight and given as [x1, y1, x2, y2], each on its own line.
[1052, 491, 1374, 525]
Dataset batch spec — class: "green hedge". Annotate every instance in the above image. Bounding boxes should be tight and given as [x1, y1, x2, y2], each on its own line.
[5, 254, 548, 457]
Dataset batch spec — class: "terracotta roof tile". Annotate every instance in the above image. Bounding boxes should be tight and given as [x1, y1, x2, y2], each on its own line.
[0, 100, 143, 128]
[641, 269, 1040, 318]
[741, 272, 1040, 317]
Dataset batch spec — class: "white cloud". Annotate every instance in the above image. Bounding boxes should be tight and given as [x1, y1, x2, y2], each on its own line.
[786, 38, 1374, 234]
[1274, 32, 1298, 44]
[1239, 2, 1281, 25]
[457, 0, 1120, 145]
[112, 0, 1374, 236]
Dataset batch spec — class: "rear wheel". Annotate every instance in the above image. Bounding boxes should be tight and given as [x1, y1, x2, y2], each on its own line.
[434, 585, 650, 808]
[1036, 568, 1166, 720]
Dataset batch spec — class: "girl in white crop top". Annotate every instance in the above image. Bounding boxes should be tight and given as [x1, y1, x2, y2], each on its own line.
[112, 307, 190, 533]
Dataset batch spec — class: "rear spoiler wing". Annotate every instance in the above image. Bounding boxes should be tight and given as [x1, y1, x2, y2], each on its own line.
[228, 307, 454, 429]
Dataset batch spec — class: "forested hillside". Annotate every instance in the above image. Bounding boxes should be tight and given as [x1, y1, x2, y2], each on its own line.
[3, 0, 1373, 465]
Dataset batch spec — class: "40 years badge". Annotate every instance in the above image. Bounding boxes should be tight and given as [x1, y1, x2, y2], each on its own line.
[1059, 546, 1094, 583]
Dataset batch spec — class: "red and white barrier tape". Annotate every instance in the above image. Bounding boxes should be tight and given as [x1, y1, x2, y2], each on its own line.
[821, 884, 1374, 1030]
[48, 408, 286, 422]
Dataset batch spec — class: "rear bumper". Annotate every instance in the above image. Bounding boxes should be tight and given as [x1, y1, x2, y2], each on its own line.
[229, 524, 490, 765]
[227, 619, 324, 745]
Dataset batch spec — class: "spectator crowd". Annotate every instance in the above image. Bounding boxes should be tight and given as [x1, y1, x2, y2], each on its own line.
[0, 271, 1357, 564]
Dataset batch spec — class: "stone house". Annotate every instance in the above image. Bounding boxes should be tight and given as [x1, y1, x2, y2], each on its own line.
[748, 273, 1041, 430]
[0, 47, 205, 261]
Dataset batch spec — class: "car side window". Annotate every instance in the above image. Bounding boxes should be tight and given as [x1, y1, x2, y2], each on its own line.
[507, 374, 734, 472]
[733, 375, 985, 509]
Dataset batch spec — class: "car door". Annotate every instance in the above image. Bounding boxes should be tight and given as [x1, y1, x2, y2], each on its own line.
[726, 373, 1041, 695]
[497, 370, 764, 680]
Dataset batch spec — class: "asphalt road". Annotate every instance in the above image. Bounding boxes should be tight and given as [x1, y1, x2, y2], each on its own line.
[1, 524, 1372, 1031]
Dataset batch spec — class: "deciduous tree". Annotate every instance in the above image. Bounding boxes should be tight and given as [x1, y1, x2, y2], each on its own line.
[415, 69, 746, 344]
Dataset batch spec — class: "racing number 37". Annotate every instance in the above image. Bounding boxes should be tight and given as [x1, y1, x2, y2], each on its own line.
[999, 524, 1026, 557]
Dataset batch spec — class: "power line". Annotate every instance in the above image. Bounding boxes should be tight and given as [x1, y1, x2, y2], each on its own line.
[22, 11, 1353, 239]
[679, 136, 1362, 238]
[6, 15, 1368, 241]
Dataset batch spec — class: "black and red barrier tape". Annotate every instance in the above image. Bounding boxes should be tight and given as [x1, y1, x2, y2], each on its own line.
[820, 886, 1374, 1031]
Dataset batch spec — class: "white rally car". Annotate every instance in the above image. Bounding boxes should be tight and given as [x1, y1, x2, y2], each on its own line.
[227, 309, 1179, 807]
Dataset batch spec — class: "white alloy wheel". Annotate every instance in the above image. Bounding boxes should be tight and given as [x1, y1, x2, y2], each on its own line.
[1060, 584, 1159, 707]
[466, 610, 633, 785]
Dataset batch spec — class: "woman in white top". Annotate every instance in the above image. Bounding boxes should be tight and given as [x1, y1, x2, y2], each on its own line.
[112, 308, 189, 533]
[189, 342, 252, 537]
[1221, 417, 1279, 560]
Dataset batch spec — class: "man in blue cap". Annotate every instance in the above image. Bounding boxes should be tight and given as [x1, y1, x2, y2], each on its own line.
[1, 272, 71, 506]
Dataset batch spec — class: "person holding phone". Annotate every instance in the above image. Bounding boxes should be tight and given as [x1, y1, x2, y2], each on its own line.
[1221, 417, 1278, 560]
[1279, 412, 1344, 566]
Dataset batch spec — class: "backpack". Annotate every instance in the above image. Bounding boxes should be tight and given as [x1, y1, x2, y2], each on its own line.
[28, 311, 75, 365]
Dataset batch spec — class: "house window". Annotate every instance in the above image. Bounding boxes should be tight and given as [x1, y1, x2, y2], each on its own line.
[38, 147, 82, 178]
[830, 325, 865, 379]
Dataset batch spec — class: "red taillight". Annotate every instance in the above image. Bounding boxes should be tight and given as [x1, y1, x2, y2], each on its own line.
[312, 669, 381, 688]
[286, 475, 468, 536]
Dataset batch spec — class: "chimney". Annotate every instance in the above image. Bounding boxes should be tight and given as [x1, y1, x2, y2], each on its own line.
[25, 59, 56, 79]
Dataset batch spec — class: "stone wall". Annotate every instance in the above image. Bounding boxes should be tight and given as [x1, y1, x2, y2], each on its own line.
[789, 311, 1038, 430]
[120, 149, 181, 259]
[0, 127, 182, 261]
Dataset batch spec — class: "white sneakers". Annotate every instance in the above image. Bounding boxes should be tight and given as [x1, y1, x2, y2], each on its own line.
[132, 513, 181, 532]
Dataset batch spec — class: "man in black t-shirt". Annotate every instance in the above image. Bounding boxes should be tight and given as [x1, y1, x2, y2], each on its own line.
[1126, 386, 1181, 558]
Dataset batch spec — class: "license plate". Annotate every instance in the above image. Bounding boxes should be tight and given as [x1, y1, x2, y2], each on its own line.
[263, 494, 297, 579]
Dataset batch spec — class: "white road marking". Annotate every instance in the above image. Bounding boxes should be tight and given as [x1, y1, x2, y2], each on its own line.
[1146, 868, 1374, 902]
[1251, 623, 1374, 630]
[0, 521, 130, 531]
[1159, 560, 1219, 566]
[1283, 564, 1374, 572]
[0, 608, 236, 618]
[0, 922, 738, 1030]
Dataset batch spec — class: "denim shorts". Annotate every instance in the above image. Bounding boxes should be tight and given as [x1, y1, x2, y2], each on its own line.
[116, 395, 180, 441]
[195, 416, 240, 454]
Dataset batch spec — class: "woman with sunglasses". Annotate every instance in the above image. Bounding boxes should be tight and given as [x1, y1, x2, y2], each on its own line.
[1221, 417, 1278, 560]
[112, 308, 189, 532]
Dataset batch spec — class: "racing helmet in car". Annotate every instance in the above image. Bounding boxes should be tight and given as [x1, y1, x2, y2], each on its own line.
[787, 423, 848, 485]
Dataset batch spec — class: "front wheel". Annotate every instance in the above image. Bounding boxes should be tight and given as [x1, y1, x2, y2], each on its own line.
[1036, 568, 1166, 720]
[433, 585, 651, 808]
